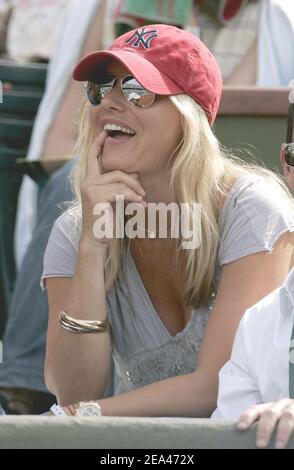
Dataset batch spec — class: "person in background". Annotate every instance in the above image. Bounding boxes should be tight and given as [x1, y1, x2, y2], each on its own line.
[212, 100, 294, 449]
[0, 159, 75, 414]
[280, 102, 294, 191]
[212, 267, 294, 449]
[114, 0, 294, 87]
[281, 146, 294, 191]
[187, 0, 294, 87]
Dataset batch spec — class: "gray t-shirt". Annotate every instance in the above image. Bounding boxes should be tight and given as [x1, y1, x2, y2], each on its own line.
[41, 175, 294, 395]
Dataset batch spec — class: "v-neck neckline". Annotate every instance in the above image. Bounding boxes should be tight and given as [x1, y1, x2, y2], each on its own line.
[125, 175, 260, 339]
[128, 250, 195, 340]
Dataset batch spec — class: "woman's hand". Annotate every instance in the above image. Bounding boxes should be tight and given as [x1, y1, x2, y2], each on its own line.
[81, 131, 147, 246]
[237, 399, 294, 448]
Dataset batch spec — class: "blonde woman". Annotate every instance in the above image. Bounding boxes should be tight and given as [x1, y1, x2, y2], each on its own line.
[42, 24, 294, 418]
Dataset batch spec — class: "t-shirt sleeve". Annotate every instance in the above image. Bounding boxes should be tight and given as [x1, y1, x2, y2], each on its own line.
[40, 210, 81, 290]
[218, 177, 294, 267]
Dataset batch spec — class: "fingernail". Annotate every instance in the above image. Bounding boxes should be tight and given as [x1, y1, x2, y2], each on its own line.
[256, 439, 267, 448]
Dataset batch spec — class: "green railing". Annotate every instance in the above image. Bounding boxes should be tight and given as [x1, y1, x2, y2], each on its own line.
[0, 60, 47, 337]
[215, 87, 289, 173]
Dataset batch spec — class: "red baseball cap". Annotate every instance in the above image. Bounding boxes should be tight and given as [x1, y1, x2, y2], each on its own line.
[73, 24, 222, 124]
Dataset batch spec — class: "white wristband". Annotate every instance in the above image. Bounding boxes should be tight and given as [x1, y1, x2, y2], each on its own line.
[50, 404, 67, 417]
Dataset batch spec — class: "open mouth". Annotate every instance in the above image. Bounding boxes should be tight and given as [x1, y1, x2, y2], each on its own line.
[104, 124, 136, 142]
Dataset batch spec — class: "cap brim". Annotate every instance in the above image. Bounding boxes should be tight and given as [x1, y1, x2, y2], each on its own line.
[73, 50, 183, 96]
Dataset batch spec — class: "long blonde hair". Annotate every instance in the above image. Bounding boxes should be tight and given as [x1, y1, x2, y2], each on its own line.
[69, 94, 294, 307]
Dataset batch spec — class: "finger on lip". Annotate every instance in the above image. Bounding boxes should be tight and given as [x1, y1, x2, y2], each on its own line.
[95, 130, 108, 145]
[86, 131, 107, 175]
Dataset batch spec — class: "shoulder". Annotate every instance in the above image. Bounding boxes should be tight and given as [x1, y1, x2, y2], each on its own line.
[52, 207, 82, 240]
[41, 207, 82, 287]
[221, 173, 293, 223]
[225, 174, 292, 213]
[45, 206, 82, 258]
[231, 174, 293, 230]
[218, 174, 294, 266]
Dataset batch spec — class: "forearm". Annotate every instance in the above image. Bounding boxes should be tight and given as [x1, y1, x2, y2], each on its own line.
[66, 239, 109, 320]
[46, 240, 111, 404]
[95, 370, 217, 418]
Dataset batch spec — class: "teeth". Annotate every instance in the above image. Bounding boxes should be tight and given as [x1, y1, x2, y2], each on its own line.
[103, 123, 135, 135]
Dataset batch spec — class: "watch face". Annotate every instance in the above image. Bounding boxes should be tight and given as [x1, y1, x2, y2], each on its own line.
[76, 402, 102, 417]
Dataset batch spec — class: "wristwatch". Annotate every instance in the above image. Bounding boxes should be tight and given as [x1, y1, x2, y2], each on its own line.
[75, 401, 102, 417]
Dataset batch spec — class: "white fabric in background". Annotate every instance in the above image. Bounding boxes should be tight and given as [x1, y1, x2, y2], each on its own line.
[212, 267, 294, 420]
[6, 0, 74, 62]
[210, 1, 260, 81]
[257, 0, 294, 86]
[14, 0, 102, 269]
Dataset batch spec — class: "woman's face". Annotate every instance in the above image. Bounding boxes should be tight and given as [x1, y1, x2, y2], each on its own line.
[89, 60, 183, 177]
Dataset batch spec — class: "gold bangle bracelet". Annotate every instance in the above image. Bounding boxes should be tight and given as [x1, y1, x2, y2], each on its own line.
[58, 310, 108, 334]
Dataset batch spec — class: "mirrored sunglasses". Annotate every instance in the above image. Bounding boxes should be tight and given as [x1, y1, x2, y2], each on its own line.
[285, 143, 294, 167]
[85, 74, 156, 108]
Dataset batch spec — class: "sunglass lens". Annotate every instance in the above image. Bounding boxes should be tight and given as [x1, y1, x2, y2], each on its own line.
[285, 144, 294, 167]
[86, 82, 102, 106]
[86, 75, 115, 106]
[121, 76, 155, 108]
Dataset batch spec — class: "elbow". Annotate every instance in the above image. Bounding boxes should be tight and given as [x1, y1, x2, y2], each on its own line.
[44, 351, 109, 405]
[44, 355, 76, 404]
[44, 366, 74, 405]
[44, 347, 67, 399]
[203, 379, 219, 416]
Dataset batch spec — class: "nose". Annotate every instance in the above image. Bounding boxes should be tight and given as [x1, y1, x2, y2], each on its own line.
[100, 80, 126, 111]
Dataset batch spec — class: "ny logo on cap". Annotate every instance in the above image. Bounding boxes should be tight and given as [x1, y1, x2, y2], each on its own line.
[125, 28, 158, 49]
